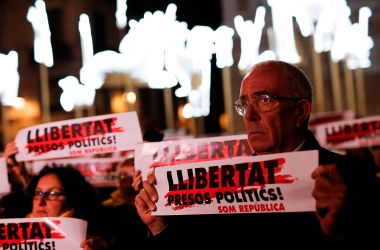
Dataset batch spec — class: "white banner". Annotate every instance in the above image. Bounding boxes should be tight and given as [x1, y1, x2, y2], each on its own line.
[153, 150, 318, 215]
[0, 158, 10, 196]
[315, 115, 380, 149]
[135, 134, 251, 179]
[309, 110, 355, 129]
[0, 217, 87, 250]
[15, 112, 142, 161]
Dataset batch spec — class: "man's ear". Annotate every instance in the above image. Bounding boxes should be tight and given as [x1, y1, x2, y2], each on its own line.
[296, 100, 311, 128]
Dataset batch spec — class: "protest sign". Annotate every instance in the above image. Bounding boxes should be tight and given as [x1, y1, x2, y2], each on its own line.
[0, 158, 10, 196]
[309, 110, 355, 130]
[134, 134, 252, 179]
[153, 150, 317, 215]
[315, 115, 380, 149]
[15, 112, 142, 161]
[0, 217, 86, 250]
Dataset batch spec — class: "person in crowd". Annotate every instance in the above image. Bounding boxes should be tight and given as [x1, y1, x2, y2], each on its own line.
[26, 165, 109, 250]
[102, 157, 148, 249]
[103, 157, 138, 207]
[134, 60, 380, 248]
[0, 141, 33, 218]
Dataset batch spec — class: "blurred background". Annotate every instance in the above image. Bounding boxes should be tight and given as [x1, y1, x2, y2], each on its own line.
[0, 0, 379, 150]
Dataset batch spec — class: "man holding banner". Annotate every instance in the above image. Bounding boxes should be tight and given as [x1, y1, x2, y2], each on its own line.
[135, 60, 379, 248]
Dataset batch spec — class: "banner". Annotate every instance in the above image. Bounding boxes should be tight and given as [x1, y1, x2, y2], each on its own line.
[309, 110, 355, 130]
[153, 150, 318, 215]
[315, 115, 380, 149]
[15, 112, 142, 161]
[0, 217, 87, 250]
[0, 158, 10, 196]
[134, 134, 252, 179]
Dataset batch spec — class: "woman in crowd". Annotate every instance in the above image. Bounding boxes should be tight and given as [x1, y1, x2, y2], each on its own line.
[26, 165, 109, 250]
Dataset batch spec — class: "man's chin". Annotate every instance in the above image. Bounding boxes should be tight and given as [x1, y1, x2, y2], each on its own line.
[251, 144, 276, 155]
[248, 132, 268, 140]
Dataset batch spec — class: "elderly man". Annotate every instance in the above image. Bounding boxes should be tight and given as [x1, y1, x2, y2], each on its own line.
[135, 60, 378, 248]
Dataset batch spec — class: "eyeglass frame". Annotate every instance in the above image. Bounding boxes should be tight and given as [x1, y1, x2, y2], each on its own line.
[33, 190, 66, 201]
[234, 93, 303, 116]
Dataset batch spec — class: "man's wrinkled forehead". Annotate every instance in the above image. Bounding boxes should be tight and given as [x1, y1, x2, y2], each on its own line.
[244, 74, 269, 84]
[244, 66, 282, 85]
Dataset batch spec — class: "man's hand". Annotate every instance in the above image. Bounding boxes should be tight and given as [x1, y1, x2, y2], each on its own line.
[132, 170, 143, 192]
[311, 164, 348, 240]
[135, 170, 167, 236]
[80, 237, 108, 250]
[80, 239, 93, 250]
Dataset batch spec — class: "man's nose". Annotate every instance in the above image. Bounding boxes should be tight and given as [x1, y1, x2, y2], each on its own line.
[244, 103, 259, 121]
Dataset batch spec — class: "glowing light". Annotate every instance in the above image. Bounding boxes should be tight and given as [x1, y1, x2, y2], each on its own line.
[124, 91, 136, 104]
[291, 0, 326, 37]
[308, 0, 373, 68]
[27, 0, 54, 67]
[219, 113, 228, 132]
[53, 0, 373, 117]
[234, 6, 269, 72]
[268, 0, 300, 63]
[79, 14, 94, 64]
[180, 25, 214, 116]
[12, 97, 26, 110]
[80, 50, 133, 90]
[177, 104, 187, 124]
[58, 76, 96, 112]
[82, 4, 218, 117]
[111, 93, 127, 113]
[330, 1, 352, 63]
[345, 7, 373, 69]
[57, 13, 96, 112]
[214, 25, 234, 68]
[0, 51, 20, 107]
[313, 1, 337, 53]
[182, 103, 193, 119]
[116, 0, 128, 29]
[8, 99, 40, 120]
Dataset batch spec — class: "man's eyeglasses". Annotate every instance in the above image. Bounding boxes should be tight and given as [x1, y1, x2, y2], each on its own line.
[33, 190, 65, 201]
[234, 94, 302, 116]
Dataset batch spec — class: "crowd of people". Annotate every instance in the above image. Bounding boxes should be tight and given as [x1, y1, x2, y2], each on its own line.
[0, 60, 379, 249]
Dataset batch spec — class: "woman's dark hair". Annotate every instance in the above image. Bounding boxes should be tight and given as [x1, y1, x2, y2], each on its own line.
[26, 164, 101, 222]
